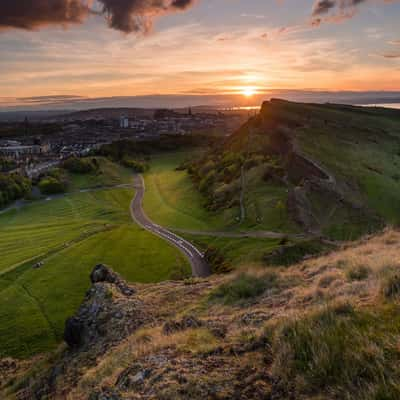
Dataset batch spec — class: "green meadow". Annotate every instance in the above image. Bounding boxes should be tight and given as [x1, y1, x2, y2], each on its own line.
[143, 152, 298, 233]
[67, 156, 133, 191]
[142, 152, 229, 231]
[0, 163, 189, 359]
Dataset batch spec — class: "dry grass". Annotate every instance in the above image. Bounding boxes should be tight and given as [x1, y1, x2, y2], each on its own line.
[10, 228, 400, 400]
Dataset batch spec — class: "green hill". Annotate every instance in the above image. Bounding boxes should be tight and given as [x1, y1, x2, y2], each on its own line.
[187, 99, 400, 241]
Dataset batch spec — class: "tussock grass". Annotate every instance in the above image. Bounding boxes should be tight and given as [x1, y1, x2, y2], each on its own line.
[346, 264, 371, 281]
[208, 271, 280, 305]
[381, 273, 400, 300]
[271, 303, 400, 399]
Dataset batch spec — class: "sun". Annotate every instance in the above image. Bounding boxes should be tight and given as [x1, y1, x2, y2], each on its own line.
[242, 87, 256, 97]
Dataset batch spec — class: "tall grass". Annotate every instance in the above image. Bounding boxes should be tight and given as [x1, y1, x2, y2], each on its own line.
[271, 303, 400, 399]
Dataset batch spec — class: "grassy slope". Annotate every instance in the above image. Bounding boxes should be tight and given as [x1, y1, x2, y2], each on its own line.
[67, 156, 133, 191]
[224, 101, 400, 239]
[295, 106, 400, 223]
[241, 164, 299, 232]
[183, 233, 282, 268]
[144, 152, 297, 233]
[0, 162, 190, 359]
[18, 229, 400, 400]
[143, 153, 286, 267]
[143, 152, 230, 230]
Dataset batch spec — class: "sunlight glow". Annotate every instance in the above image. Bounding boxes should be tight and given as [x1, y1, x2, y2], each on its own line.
[242, 87, 257, 97]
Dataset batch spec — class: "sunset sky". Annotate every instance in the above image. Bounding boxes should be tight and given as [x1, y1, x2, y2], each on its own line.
[0, 0, 400, 109]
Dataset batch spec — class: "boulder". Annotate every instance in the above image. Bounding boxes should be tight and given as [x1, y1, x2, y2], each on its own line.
[64, 317, 85, 348]
[90, 264, 118, 284]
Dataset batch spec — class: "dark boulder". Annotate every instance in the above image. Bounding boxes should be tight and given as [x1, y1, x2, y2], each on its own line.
[90, 264, 118, 284]
[90, 264, 135, 296]
[64, 317, 85, 348]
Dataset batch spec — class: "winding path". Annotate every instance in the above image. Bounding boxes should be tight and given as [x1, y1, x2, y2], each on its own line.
[130, 175, 211, 278]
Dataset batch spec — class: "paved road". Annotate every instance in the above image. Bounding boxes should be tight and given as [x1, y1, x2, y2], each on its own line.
[130, 175, 211, 278]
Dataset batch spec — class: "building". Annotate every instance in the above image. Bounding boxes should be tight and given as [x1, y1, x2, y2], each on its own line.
[120, 116, 129, 129]
[0, 144, 46, 160]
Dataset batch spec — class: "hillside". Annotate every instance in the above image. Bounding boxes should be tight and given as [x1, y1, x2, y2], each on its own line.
[3, 228, 400, 399]
[186, 100, 400, 241]
[0, 158, 190, 360]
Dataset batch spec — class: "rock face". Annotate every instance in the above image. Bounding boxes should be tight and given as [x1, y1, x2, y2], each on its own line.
[90, 264, 136, 296]
[63, 265, 141, 351]
[27, 265, 148, 399]
[90, 264, 118, 284]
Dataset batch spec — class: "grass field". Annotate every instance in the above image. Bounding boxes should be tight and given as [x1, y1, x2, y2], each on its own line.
[0, 165, 190, 359]
[67, 156, 133, 191]
[143, 152, 231, 230]
[143, 152, 297, 233]
[183, 234, 282, 269]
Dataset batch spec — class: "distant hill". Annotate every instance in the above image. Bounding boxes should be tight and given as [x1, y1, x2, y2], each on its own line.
[0, 110, 71, 122]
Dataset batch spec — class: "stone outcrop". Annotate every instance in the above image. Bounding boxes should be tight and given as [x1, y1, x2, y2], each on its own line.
[26, 265, 148, 399]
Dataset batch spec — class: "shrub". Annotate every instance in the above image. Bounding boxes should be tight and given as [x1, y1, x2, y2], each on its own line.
[0, 173, 31, 208]
[0, 157, 16, 172]
[121, 158, 148, 173]
[264, 240, 328, 266]
[204, 246, 232, 274]
[62, 156, 97, 174]
[346, 264, 371, 281]
[198, 170, 216, 194]
[381, 273, 400, 300]
[318, 273, 338, 288]
[271, 303, 400, 399]
[198, 160, 215, 177]
[209, 272, 278, 305]
[38, 177, 67, 195]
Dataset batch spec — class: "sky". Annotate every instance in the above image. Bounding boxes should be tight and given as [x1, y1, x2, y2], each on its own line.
[0, 0, 399, 110]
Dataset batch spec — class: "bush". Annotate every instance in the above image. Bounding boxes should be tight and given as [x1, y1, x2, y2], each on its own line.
[264, 240, 328, 266]
[0, 157, 16, 172]
[209, 272, 278, 305]
[0, 173, 31, 208]
[121, 158, 148, 173]
[271, 303, 400, 399]
[62, 156, 97, 174]
[204, 246, 232, 274]
[38, 176, 67, 195]
[381, 273, 400, 300]
[346, 264, 371, 281]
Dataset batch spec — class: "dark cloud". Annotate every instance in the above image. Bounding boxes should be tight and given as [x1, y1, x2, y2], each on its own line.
[98, 0, 195, 33]
[312, 0, 367, 16]
[0, 0, 196, 33]
[0, 0, 89, 31]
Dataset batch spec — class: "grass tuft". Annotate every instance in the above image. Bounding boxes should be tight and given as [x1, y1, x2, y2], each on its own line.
[271, 303, 400, 399]
[208, 272, 278, 305]
[381, 273, 400, 300]
[346, 264, 371, 281]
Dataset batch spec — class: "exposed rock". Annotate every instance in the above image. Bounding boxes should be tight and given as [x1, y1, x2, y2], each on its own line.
[89, 387, 122, 400]
[20, 265, 149, 399]
[64, 317, 85, 348]
[90, 264, 118, 284]
[90, 264, 135, 296]
[162, 315, 203, 335]
[116, 363, 152, 391]
[63, 269, 143, 351]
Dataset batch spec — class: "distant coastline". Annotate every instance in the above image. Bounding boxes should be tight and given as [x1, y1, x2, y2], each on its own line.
[359, 103, 400, 110]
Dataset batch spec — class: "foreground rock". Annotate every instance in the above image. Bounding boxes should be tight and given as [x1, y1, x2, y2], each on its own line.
[19, 265, 148, 399]
[6, 231, 400, 400]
